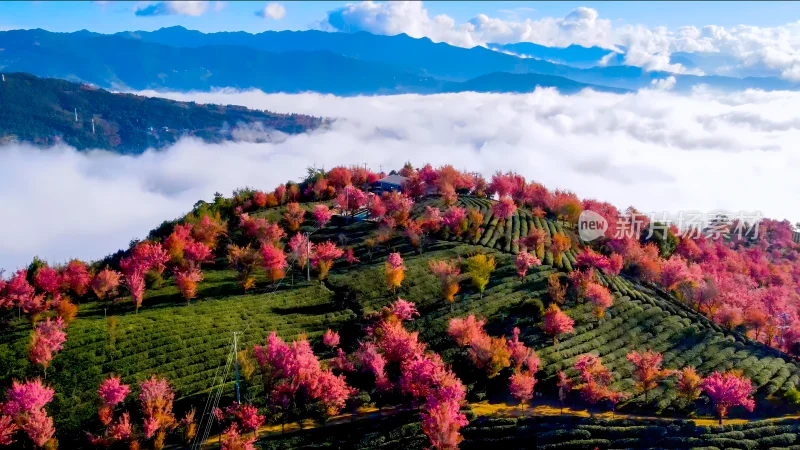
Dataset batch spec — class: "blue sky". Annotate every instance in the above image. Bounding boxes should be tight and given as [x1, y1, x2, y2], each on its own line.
[2, 1, 800, 34]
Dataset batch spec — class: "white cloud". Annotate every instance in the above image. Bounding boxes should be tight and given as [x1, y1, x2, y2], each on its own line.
[2, 87, 800, 270]
[318, 1, 800, 79]
[213, 1, 226, 12]
[256, 3, 286, 20]
[134, 1, 209, 17]
[651, 76, 677, 91]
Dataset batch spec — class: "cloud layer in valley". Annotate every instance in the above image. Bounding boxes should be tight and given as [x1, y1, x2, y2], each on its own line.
[2, 86, 800, 270]
[320, 1, 800, 80]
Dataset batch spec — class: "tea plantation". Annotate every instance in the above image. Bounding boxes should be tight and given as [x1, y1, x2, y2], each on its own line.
[1, 197, 799, 449]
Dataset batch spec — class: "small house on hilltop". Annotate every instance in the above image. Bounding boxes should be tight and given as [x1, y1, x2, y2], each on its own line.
[372, 173, 408, 194]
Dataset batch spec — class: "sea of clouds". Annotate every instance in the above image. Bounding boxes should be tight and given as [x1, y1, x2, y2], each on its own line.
[1, 85, 799, 271]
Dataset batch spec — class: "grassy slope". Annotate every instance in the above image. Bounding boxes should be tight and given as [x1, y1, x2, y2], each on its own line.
[1, 197, 799, 448]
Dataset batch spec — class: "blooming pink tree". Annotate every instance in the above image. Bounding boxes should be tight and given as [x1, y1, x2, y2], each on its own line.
[442, 206, 467, 237]
[541, 304, 574, 346]
[383, 191, 414, 226]
[91, 268, 122, 300]
[575, 248, 611, 273]
[239, 214, 286, 246]
[313, 204, 334, 228]
[355, 342, 390, 390]
[515, 251, 541, 281]
[509, 371, 536, 406]
[573, 354, 627, 413]
[175, 269, 204, 303]
[492, 196, 517, 225]
[2, 379, 56, 448]
[220, 424, 256, 450]
[216, 403, 265, 438]
[507, 329, 539, 407]
[29, 317, 67, 377]
[139, 376, 176, 449]
[344, 247, 360, 265]
[0, 415, 18, 446]
[5, 270, 35, 312]
[287, 233, 314, 275]
[97, 376, 130, 426]
[420, 394, 468, 450]
[323, 329, 340, 348]
[62, 260, 91, 298]
[701, 371, 756, 424]
[253, 332, 353, 423]
[260, 244, 288, 282]
[335, 185, 368, 218]
[422, 206, 443, 234]
[585, 282, 614, 318]
[447, 314, 486, 347]
[33, 266, 61, 295]
[120, 242, 169, 313]
[312, 241, 343, 280]
[367, 193, 387, 220]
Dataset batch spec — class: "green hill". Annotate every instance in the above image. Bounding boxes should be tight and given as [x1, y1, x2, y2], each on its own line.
[1, 194, 799, 449]
[0, 73, 322, 154]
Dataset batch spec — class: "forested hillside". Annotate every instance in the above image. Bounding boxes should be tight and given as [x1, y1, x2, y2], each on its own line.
[1, 164, 800, 449]
[0, 73, 322, 153]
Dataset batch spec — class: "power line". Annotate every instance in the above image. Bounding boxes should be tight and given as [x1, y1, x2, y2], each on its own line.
[195, 219, 324, 448]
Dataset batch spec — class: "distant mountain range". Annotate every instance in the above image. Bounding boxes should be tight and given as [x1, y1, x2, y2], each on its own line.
[1, 27, 797, 96]
[0, 73, 322, 153]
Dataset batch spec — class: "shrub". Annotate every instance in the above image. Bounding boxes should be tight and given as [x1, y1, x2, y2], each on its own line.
[521, 297, 545, 320]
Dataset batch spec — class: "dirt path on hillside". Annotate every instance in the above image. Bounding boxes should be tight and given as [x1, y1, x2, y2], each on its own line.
[201, 400, 800, 447]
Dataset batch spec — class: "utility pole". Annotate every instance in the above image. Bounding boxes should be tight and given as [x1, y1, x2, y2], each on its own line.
[91, 118, 95, 135]
[74, 108, 78, 122]
[306, 233, 311, 282]
[233, 332, 241, 404]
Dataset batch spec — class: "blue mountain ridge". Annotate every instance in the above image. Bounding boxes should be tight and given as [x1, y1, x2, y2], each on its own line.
[108, 26, 797, 92]
[0, 27, 796, 95]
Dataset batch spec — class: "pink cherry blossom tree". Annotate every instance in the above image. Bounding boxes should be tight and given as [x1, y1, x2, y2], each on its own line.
[139, 376, 176, 449]
[313, 204, 334, 228]
[541, 304, 574, 346]
[312, 241, 343, 280]
[62, 260, 91, 298]
[260, 243, 287, 282]
[97, 375, 130, 426]
[91, 268, 122, 300]
[323, 329, 340, 348]
[2, 379, 56, 448]
[492, 196, 517, 225]
[702, 371, 756, 424]
[29, 317, 67, 377]
[33, 266, 61, 295]
[515, 251, 541, 281]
